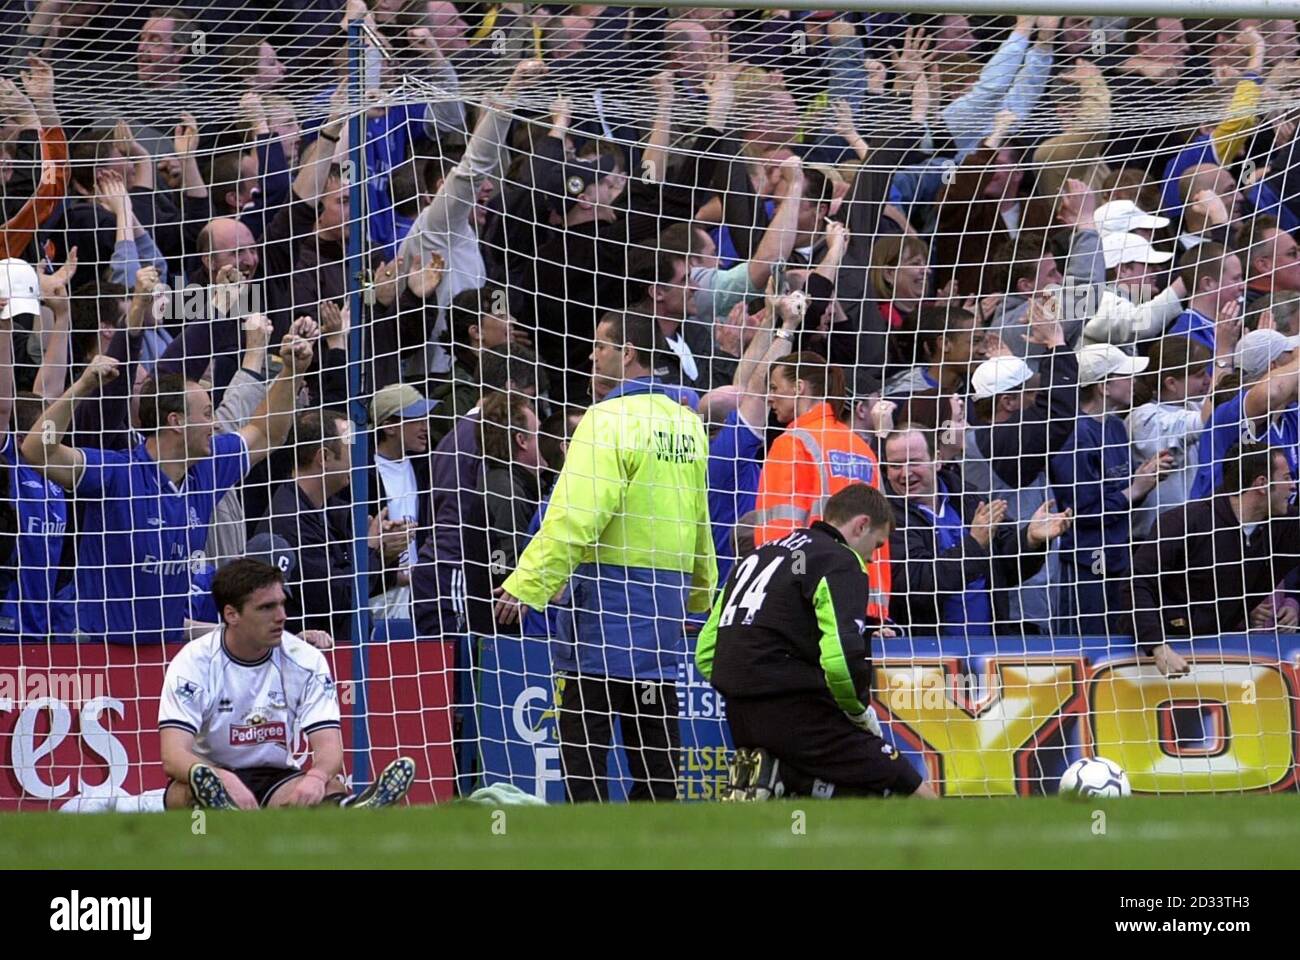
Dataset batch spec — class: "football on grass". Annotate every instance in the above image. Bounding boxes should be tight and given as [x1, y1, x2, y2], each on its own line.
[1059, 757, 1131, 798]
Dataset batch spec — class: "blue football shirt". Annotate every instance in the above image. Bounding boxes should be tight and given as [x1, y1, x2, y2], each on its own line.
[1192, 389, 1300, 499]
[707, 410, 766, 581]
[0, 435, 72, 639]
[74, 432, 249, 644]
[1167, 309, 1216, 355]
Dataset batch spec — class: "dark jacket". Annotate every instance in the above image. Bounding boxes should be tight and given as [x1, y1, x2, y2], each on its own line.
[72, 326, 147, 451]
[525, 215, 632, 387]
[969, 345, 1080, 491]
[484, 461, 542, 579]
[411, 413, 495, 639]
[696, 521, 877, 715]
[883, 465, 1047, 633]
[262, 197, 337, 333]
[1123, 495, 1300, 653]
[426, 360, 480, 449]
[1050, 412, 1141, 576]
[258, 482, 384, 646]
[46, 188, 188, 276]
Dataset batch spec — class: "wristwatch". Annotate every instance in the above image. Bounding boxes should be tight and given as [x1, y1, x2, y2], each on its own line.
[774, 329, 795, 342]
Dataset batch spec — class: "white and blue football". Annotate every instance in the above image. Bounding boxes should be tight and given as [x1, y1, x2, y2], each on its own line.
[1059, 757, 1131, 798]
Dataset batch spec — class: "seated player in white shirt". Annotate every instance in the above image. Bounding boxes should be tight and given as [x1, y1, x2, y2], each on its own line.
[158, 558, 415, 810]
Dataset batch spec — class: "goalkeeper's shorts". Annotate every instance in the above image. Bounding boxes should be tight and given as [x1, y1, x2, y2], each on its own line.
[725, 693, 923, 798]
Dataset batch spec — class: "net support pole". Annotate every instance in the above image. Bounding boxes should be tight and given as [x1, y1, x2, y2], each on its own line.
[345, 18, 374, 791]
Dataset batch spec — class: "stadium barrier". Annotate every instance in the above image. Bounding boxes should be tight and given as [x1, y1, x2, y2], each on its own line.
[0, 630, 1295, 807]
[0, 627, 458, 810]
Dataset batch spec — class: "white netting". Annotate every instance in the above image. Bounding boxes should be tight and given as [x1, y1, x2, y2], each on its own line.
[0, 2, 1299, 808]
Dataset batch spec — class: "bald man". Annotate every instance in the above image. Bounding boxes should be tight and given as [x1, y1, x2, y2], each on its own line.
[159, 216, 272, 399]
[197, 218, 261, 285]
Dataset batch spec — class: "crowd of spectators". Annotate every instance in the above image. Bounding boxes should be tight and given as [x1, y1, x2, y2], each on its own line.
[1, 3, 1300, 692]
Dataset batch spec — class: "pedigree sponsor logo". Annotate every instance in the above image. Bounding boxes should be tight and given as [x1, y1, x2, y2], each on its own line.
[229, 721, 287, 747]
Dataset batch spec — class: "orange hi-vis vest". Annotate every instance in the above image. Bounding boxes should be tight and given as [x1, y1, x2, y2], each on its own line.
[753, 402, 892, 620]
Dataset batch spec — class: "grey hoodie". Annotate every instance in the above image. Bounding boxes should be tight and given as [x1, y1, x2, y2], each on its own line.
[397, 102, 513, 373]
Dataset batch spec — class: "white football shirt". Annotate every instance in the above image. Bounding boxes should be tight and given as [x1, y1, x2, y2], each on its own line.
[158, 626, 341, 771]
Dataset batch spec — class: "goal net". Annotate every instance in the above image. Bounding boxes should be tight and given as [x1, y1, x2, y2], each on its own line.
[0, 1, 1298, 807]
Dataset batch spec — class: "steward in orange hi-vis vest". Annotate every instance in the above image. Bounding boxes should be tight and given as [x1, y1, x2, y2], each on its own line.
[754, 354, 891, 622]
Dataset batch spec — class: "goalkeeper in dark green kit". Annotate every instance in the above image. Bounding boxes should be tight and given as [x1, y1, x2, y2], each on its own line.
[697, 483, 936, 799]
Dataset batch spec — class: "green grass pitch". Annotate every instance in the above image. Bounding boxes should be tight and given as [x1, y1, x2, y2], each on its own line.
[3, 796, 1299, 868]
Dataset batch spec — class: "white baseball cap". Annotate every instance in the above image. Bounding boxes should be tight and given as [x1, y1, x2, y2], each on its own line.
[1077, 344, 1150, 384]
[1094, 200, 1170, 237]
[1237, 329, 1300, 380]
[971, 356, 1034, 399]
[1102, 231, 1175, 270]
[0, 258, 40, 319]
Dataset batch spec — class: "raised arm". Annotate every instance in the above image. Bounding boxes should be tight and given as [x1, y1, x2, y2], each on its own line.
[405, 59, 545, 258]
[1003, 17, 1055, 125]
[408, 33, 465, 135]
[173, 112, 207, 201]
[214, 315, 272, 429]
[831, 98, 869, 163]
[1209, 26, 1265, 167]
[0, 59, 69, 259]
[639, 71, 675, 185]
[942, 21, 1032, 151]
[735, 291, 800, 428]
[97, 169, 140, 286]
[294, 83, 350, 204]
[114, 120, 153, 192]
[1058, 58, 1111, 135]
[238, 320, 315, 467]
[1244, 352, 1300, 420]
[21, 353, 120, 490]
[747, 158, 803, 290]
[32, 252, 77, 403]
[18, 54, 57, 128]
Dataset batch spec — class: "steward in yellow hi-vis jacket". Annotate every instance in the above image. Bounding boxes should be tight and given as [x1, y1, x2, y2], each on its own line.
[502, 373, 716, 677]
[495, 313, 716, 801]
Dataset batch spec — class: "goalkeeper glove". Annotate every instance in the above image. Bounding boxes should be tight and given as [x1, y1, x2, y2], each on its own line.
[846, 705, 882, 737]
